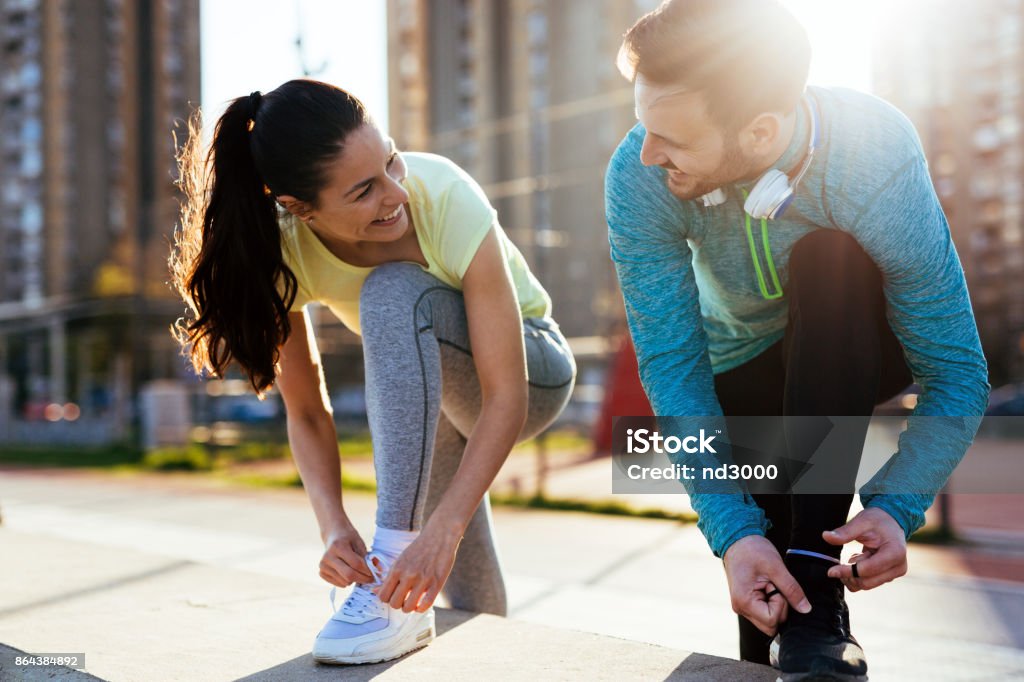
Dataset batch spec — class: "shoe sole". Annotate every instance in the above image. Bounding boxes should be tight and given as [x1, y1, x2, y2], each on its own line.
[777, 673, 868, 682]
[313, 616, 436, 665]
[771, 634, 868, 681]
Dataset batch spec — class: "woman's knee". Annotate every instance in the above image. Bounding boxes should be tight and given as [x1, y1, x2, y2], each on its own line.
[360, 263, 463, 340]
[517, 325, 576, 441]
[359, 262, 430, 308]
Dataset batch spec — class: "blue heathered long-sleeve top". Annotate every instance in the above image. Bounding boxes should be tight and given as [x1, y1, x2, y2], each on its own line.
[605, 86, 990, 558]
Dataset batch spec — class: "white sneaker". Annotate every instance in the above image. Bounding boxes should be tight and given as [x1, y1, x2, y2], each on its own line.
[312, 551, 436, 664]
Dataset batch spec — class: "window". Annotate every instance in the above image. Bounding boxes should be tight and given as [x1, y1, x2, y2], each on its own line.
[21, 116, 41, 145]
[20, 61, 40, 89]
[20, 147, 41, 177]
[21, 201, 41, 235]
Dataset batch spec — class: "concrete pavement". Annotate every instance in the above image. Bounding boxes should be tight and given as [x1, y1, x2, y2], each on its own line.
[1, 467, 1023, 681]
[0, 528, 768, 681]
[0, 468, 770, 682]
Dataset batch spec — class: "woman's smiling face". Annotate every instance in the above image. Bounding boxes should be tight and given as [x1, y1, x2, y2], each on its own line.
[279, 122, 411, 246]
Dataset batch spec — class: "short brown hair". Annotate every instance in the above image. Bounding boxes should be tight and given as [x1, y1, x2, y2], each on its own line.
[618, 0, 811, 131]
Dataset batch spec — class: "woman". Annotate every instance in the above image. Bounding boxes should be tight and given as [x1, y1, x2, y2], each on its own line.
[171, 79, 575, 664]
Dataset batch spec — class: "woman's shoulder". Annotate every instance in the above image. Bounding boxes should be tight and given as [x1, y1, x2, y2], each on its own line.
[403, 151, 479, 189]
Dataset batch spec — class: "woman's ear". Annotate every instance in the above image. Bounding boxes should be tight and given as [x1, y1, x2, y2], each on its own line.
[276, 195, 314, 222]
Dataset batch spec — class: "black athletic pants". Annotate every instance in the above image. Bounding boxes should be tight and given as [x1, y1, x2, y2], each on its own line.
[712, 229, 913, 664]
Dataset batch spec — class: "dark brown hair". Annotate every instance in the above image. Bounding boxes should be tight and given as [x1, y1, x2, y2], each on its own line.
[170, 80, 370, 396]
[618, 0, 811, 131]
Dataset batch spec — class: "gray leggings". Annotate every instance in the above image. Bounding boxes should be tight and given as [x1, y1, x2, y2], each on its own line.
[359, 262, 576, 615]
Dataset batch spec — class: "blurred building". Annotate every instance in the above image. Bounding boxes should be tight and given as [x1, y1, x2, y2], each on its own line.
[0, 0, 200, 440]
[873, 0, 1024, 386]
[386, 0, 660, 340]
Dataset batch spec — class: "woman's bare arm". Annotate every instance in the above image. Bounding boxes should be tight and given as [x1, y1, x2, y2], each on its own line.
[277, 309, 372, 584]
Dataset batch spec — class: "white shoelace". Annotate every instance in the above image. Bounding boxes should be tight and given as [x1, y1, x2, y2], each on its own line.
[339, 584, 383, 618]
[328, 550, 391, 619]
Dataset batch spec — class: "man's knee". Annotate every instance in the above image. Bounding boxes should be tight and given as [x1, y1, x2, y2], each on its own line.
[790, 230, 877, 283]
[788, 230, 883, 308]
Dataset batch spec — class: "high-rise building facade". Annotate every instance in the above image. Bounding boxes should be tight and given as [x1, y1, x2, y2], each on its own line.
[0, 0, 200, 432]
[387, 0, 659, 340]
[873, 0, 1024, 385]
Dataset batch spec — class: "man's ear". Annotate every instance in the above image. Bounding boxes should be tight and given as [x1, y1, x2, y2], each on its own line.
[739, 112, 784, 156]
[276, 195, 314, 222]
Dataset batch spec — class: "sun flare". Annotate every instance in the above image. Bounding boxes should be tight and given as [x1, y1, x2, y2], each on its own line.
[779, 0, 884, 92]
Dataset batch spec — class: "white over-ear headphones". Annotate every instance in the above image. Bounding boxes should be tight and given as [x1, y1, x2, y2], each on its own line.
[700, 93, 821, 219]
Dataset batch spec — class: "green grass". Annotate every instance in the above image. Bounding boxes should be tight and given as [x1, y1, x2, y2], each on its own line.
[490, 492, 697, 523]
[211, 440, 290, 463]
[332, 429, 591, 459]
[511, 430, 591, 454]
[223, 471, 303, 488]
[0, 444, 143, 468]
[336, 432, 375, 458]
[141, 445, 215, 471]
[0, 427, 587, 473]
[340, 471, 378, 492]
[215, 468, 377, 492]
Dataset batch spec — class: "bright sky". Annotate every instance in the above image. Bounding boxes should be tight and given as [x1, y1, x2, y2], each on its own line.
[200, 1, 880, 132]
[780, 0, 881, 91]
[199, 0, 388, 131]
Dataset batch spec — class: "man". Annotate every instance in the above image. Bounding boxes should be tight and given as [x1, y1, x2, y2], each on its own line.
[604, 0, 989, 679]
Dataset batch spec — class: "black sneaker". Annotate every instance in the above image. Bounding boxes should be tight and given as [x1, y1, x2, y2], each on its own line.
[773, 553, 868, 681]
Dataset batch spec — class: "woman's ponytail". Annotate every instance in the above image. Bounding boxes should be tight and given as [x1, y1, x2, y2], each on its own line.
[171, 93, 297, 397]
[171, 79, 369, 397]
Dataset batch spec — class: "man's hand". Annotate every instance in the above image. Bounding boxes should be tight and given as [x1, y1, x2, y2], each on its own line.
[823, 507, 908, 592]
[723, 535, 811, 636]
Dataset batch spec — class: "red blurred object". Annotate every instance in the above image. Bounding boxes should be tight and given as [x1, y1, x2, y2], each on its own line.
[592, 335, 653, 454]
